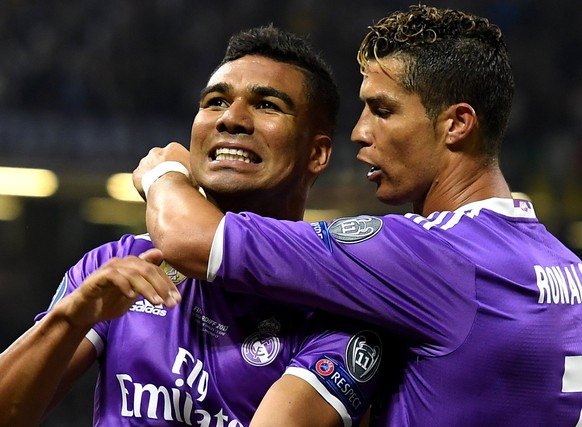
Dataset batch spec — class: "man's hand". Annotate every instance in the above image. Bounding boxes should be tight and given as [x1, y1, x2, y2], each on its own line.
[61, 248, 181, 329]
[0, 248, 179, 427]
[133, 142, 192, 199]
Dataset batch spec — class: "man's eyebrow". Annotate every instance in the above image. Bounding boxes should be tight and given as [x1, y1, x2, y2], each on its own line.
[199, 82, 296, 112]
[363, 93, 395, 104]
[364, 93, 401, 110]
[199, 82, 230, 102]
[250, 85, 296, 111]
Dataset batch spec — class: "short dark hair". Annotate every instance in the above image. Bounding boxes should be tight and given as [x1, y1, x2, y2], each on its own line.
[216, 25, 339, 136]
[358, 4, 514, 158]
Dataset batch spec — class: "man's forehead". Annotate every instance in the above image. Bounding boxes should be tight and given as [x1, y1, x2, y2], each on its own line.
[208, 55, 305, 87]
[362, 57, 403, 81]
[203, 56, 307, 110]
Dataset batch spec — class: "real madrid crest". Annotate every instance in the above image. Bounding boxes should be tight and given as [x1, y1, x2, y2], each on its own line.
[241, 318, 281, 367]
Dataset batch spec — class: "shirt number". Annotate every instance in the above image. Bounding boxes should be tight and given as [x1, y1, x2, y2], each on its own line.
[563, 356, 582, 426]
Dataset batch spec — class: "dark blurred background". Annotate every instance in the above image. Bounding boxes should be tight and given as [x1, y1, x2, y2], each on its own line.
[1, 0, 581, 425]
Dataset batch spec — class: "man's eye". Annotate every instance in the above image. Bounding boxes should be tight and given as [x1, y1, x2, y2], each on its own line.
[257, 101, 280, 110]
[203, 97, 228, 108]
[374, 108, 392, 118]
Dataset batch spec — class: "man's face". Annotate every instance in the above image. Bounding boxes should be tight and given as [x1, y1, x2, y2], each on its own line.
[351, 58, 445, 206]
[191, 55, 316, 197]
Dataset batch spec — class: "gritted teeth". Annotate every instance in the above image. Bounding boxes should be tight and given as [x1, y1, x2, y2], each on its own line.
[213, 147, 260, 163]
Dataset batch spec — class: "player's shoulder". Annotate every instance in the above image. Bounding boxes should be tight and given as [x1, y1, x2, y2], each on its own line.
[319, 213, 428, 245]
[84, 233, 155, 263]
[124, 233, 156, 255]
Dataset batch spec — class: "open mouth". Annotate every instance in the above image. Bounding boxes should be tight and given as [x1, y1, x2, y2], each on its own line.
[212, 148, 261, 164]
[367, 166, 380, 178]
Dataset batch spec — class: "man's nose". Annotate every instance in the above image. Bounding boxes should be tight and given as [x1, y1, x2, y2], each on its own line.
[350, 109, 372, 146]
[216, 100, 254, 134]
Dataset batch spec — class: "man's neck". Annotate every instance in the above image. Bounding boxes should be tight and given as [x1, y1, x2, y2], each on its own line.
[416, 163, 512, 217]
[210, 192, 307, 221]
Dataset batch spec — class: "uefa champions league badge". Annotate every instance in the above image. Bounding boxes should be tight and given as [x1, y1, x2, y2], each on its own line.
[241, 318, 281, 367]
[160, 261, 187, 285]
[328, 216, 383, 244]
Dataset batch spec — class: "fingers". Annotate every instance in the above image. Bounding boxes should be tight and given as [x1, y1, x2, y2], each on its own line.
[133, 142, 191, 195]
[77, 254, 182, 323]
[137, 248, 182, 306]
[62, 251, 184, 328]
[113, 255, 181, 308]
[141, 143, 189, 167]
[139, 248, 164, 265]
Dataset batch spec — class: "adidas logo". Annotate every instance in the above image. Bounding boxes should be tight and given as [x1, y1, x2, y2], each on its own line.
[129, 299, 167, 317]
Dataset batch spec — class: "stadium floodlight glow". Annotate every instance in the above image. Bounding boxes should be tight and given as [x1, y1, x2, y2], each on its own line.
[0, 196, 23, 220]
[106, 173, 144, 202]
[82, 197, 146, 227]
[0, 167, 58, 197]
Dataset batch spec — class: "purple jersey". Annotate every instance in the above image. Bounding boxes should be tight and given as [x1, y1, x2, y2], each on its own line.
[212, 198, 582, 426]
[40, 234, 386, 426]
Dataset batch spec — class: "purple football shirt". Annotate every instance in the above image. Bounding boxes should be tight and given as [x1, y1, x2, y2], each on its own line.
[39, 234, 386, 426]
[212, 198, 582, 426]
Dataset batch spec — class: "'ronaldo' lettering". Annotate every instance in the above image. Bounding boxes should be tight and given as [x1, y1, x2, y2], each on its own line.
[535, 263, 582, 304]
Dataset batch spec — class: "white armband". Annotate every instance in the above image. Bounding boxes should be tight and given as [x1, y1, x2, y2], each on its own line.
[142, 161, 190, 199]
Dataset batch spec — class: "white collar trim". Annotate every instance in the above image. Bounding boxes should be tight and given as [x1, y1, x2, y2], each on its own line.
[453, 197, 537, 219]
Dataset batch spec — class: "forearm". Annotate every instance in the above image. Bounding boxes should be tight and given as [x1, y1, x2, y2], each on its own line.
[251, 375, 342, 427]
[146, 173, 224, 278]
[0, 299, 92, 427]
[0, 248, 178, 426]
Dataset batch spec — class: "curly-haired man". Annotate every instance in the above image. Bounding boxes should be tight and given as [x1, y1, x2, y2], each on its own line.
[136, 5, 582, 426]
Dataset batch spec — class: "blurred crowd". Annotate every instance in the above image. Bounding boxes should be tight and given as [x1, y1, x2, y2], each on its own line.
[1, 1, 582, 425]
[2, 1, 582, 199]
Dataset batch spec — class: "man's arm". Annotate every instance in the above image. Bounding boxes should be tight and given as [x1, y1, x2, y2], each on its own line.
[0, 249, 179, 427]
[133, 143, 223, 278]
[145, 174, 221, 278]
[251, 375, 343, 427]
[0, 309, 96, 427]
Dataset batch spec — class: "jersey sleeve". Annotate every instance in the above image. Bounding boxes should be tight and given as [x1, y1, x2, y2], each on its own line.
[34, 234, 153, 355]
[213, 212, 477, 356]
[283, 314, 388, 426]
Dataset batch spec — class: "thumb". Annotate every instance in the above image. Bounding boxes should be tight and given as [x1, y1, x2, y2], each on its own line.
[139, 248, 164, 265]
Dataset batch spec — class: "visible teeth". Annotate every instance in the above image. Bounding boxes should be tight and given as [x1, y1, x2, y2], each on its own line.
[367, 166, 378, 177]
[214, 148, 259, 163]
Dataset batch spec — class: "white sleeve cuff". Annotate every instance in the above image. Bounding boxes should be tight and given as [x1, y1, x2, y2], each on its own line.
[206, 217, 226, 282]
[85, 329, 105, 356]
[284, 366, 352, 427]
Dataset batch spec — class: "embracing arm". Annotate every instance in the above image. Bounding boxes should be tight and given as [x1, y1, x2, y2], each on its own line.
[133, 143, 223, 279]
[251, 375, 343, 427]
[252, 375, 373, 427]
[144, 174, 222, 279]
[0, 249, 179, 427]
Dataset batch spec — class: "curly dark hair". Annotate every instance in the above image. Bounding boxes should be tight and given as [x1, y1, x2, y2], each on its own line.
[215, 25, 339, 137]
[358, 4, 514, 158]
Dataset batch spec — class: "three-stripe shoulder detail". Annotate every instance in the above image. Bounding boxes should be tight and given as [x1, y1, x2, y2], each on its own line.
[404, 209, 477, 231]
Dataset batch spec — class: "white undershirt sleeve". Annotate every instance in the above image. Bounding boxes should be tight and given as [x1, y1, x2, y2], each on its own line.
[206, 217, 226, 282]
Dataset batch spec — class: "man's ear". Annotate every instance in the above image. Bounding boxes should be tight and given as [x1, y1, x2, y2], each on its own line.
[441, 103, 478, 147]
[308, 134, 332, 174]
